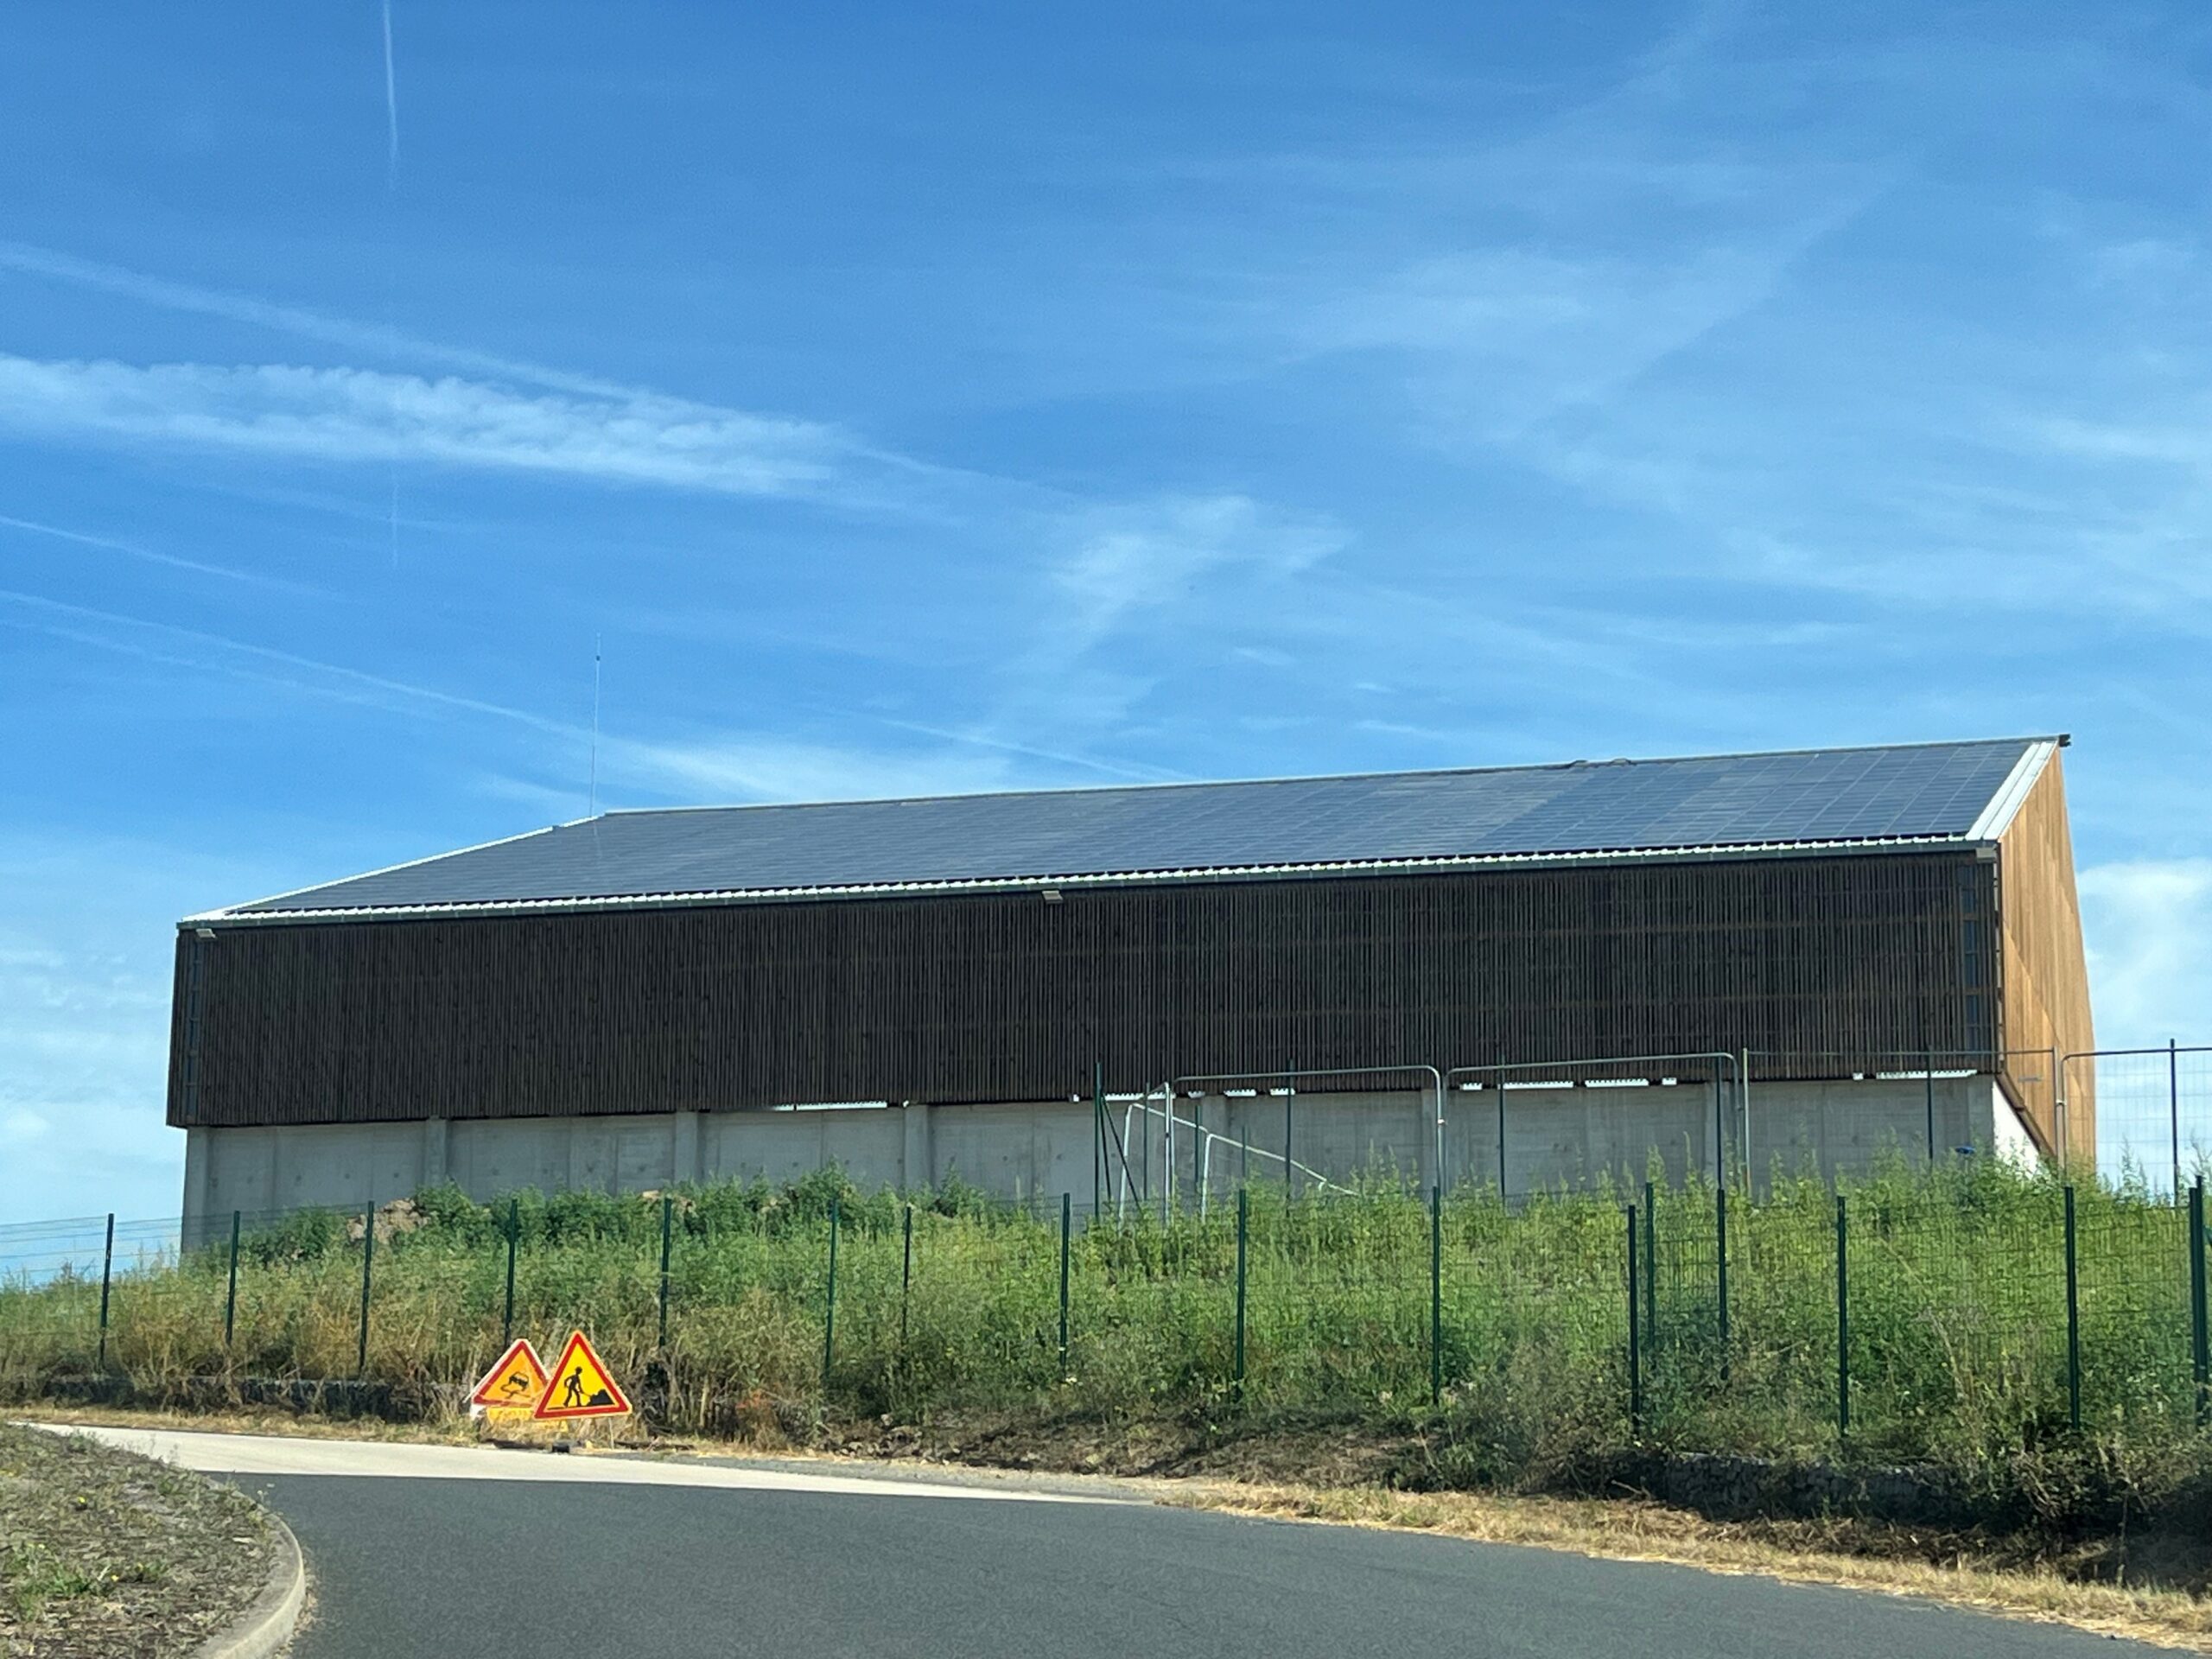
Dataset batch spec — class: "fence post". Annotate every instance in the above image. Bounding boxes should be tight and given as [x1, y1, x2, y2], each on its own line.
[1626, 1203, 1642, 1432]
[1429, 1185, 1443, 1407]
[1235, 1185, 1249, 1394]
[822, 1195, 840, 1389]
[2172, 1039, 2183, 1204]
[2063, 1185, 2081, 1433]
[1834, 1195, 1849, 1441]
[223, 1210, 241, 1351]
[1058, 1192, 1071, 1378]
[658, 1192, 674, 1351]
[356, 1206, 375, 1378]
[1643, 1179, 1657, 1357]
[96, 1213, 115, 1370]
[502, 1198, 518, 1347]
[2191, 1180, 2208, 1427]
[1715, 1185, 1730, 1384]
[1924, 1039, 1936, 1165]
[1094, 1060, 1104, 1221]
[899, 1204, 913, 1357]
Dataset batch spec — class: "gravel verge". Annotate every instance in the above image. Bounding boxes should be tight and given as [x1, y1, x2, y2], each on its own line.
[0, 1422, 278, 1657]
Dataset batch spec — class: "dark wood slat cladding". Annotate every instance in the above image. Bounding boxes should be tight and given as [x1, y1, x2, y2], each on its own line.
[168, 851, 2001, 1128]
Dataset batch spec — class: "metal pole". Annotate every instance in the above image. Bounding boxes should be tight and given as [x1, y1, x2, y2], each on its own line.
[1626, 1204, 1642, 1432]
[1234, 1185, 1249, 1393]
[1094, 1060, 1104, 1221]
[1429, 1185, 1443, 1408]
[1141, 1089, 1151, 1208]
[1713, 1071, 1725, 1187]
[1497, 1049, 1508, 1198]
[356, 1206, 374, 1377]
[1834, 1195, 1849, 1440]
[1925, 1037, 1936, 1165]
[2192, 1180, 2208, 1427]
[223, 1210, 241, 1351]
[2063, 1185, 2081, 1433]
[823, 1196, 840, 1387]
[1643, 1180, 1656, 1358]
[1058, 1192, 1071, 1377]
[1198, 1101, 1211, 1219]
[1285, 1057, 1295, 1198]
[1716, 1185, 1730, 1385]
[900, 1204, 913, 1355]
[1166, 1091, 1176, 1219]
[96, 1213, 115, 1371]
[1433, 1074, 1446, 1200]
[501, 1198, 518, 1347]
[1739, 1049, 1751, 1192]
[657, 1192, 674, 1351]
[2172, 1039, 2183, 1199]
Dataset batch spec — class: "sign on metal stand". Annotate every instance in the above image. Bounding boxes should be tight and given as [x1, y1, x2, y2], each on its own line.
[533, 1330, 632, 1422]
[470, 1338, 550, 1420]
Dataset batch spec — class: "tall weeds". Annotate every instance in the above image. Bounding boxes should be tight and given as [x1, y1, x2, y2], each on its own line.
[2, 1157, 2204, 1495]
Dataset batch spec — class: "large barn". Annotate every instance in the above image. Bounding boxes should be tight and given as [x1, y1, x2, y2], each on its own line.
[172, 736, 2093, 1230]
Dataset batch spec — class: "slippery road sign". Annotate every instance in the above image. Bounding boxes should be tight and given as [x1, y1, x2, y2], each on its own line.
[533, 1330, 632, 1421]
[469, 1338, 550, 1414]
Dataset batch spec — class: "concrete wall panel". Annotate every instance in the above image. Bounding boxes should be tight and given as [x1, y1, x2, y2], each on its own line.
[181, 1077, 2044, 1236]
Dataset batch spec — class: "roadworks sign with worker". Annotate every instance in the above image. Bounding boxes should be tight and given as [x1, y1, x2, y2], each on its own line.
[533, 1330, 633, 1421]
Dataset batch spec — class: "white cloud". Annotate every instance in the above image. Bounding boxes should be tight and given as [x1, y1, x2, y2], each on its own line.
[0, 353, 862, 499]
[606, 735, 1017, 805]
[2079, 859, 2212, 1049]
[0, 1109, 49, 1145]
[1050, 494, 1342, 651]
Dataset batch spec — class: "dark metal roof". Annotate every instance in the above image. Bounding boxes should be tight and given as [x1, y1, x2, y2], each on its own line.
[213, 737, 2055, 920]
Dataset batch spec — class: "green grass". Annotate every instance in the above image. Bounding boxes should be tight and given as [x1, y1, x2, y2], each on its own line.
[3, 1159, 2207, 1500]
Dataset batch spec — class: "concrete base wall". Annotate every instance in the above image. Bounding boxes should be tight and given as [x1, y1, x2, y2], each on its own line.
[181, 1077, 2038, 1236]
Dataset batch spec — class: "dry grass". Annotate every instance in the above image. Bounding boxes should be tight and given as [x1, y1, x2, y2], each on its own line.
[0, 1421, 274, 1658]
[1164, 1480, 2212, 1652]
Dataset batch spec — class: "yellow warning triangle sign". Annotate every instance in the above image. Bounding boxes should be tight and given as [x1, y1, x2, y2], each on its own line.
[468, 1338, 550, 1412]
[532, 1330, 632, 1421]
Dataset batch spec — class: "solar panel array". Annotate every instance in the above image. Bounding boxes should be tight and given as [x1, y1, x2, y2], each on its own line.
[228, 738, 2044, 915]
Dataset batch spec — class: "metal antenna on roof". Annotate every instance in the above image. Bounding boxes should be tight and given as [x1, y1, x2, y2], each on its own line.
[588, 633, 602, 818]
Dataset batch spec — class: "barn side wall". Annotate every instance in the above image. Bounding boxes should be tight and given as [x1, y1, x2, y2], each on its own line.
[169, 851, 1999, 1131]
[1996, 753, 2097, 1160]
[181, 1077, 2030, 1236]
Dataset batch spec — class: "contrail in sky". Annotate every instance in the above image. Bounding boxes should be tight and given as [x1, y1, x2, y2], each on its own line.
[382, 1, 400, 566]
[381, 0, 399, 188]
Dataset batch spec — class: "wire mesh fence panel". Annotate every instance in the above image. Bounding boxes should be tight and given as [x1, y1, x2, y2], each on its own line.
[876, 1198, 1065, 1414]
[1076, 1199, 1240, 1413]
[2077, 1047, 2212, 1198]
[1247, 1187, 1427, 1412]
[1843, 1184, 2069, 1461]
[2073, 1192, 2193, 1432]
[1721, 1189, 1847, 1455]
[4, 1160, 2210, 1471]
[1643, 1181, 1727, 1434]
[1439, 1189, 1630, 1456]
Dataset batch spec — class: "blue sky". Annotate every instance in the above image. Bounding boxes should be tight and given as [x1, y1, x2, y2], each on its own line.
[3, 3, 2209, 1222]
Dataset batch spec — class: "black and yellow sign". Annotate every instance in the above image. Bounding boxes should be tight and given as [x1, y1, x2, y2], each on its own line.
[532, 1330, 632, 1421]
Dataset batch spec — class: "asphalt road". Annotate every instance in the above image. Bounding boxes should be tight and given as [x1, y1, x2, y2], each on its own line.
[212, 1465, 2158, 1659]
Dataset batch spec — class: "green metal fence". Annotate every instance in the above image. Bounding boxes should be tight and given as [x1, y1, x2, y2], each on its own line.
[3, 1173, 2209, 1466]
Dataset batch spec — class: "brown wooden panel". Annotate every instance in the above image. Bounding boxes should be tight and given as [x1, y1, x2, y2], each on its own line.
[1995, 753, 2096, 1159]
[168, 852, 2003, 1128]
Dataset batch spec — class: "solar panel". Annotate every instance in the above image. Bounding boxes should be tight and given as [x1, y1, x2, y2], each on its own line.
[225, 738, 2048, 916]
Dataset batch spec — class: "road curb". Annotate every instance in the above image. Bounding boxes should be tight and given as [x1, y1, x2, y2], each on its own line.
[193, 1504, 307, 1659]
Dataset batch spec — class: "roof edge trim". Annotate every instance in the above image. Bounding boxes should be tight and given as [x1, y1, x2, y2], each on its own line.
[187, 832, 1983, 928]
[1965, 740, 2059, 842]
